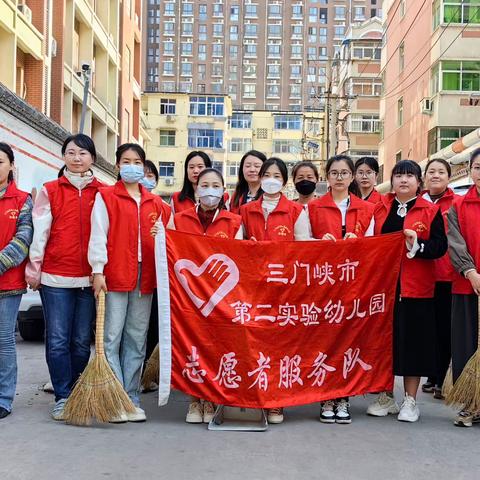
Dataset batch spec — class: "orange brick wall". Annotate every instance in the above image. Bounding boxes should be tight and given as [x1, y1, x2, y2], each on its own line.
[50, 0, 65, 124]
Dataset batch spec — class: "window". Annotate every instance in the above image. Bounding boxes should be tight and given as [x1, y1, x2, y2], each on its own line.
[268, 44, 281, 57]
[161, 82, 175, 92]
[292, 4, 303, 17]
[181, 62, 192, 76]
[354, 6, 366, 19]
[440, 60, 480, 91]
[229, 65, 238, 81]
[348, 114, 380, 133]
[229, 138, 252, 152]
[268, 24, 282, 37]
[211, 83, 223, 94]
[212, 63, 223, 76]
[243, 64, 257, 77]
[274, 115, 302, 130]
[395, 151, 402, 163]
[213, 4, 223, 16]
[182, 2, 193, 15]
[291, 45, 302, 58]
[245, 24, 258, 37]
[335, 6, 346, 19]
[397, 98, 404, 126]
[441, 0, 480, 24]
[428, 127, 476, 154]
[227, 85, 237, 99]
[267, 84, 280, 97]
[267, 64, 281, 78]
[230, 5, 239, 21]
[198, 44, 206, 61]
[164, 21, 175, 35]
[188, 129, 224, 149]
[308, 27, 317, 42]
[181, 43, 193, 56]
[159, 129, 175, 146]
[399, 42, 405, 72]
[158, 162, 174, 177]
[182, 23, 193, 36]
[164, 2, 175, 16]
[162, 61, 174, 75]
[190, 97, 225, 116]
[352, 44, 382, 59]
[199, 4, 207, 20]
[268, 4, 282, 17]
[243, 84, 256, 98]
[319, 28, 327, 44]
[349, 79, 383, 96]
[319, 47, 327, 58]
[212, 44, 223, 57]
[245, 5, 257, 17]
[291, 25, 303, 38]
[290, 84, 302, 98]
[230, 25, 238, 41]
[164, 42, 174, 56]
[198, 64, 206, 80]
[400, 0, 406, 17]
[334, 26, 345, 38]
[231, 113, 252, 129]
[245, 44, 257, 57]
[228, 162, 240, 177]
[273, 139, 301, 153]
[213, 23, 223, 37]
[229, 45, 238, 60]
[160, 98, 176, 114]
[309, 7, 318, 22]
[320, 8, 328, 23]
[290, 65, 302, 78]
[199, 25, 207, 40]
[308, 47, 317, 60]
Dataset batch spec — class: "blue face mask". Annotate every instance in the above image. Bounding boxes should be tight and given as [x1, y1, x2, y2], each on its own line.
[139, 177, 157, 191]
[119, 164, 145, 184]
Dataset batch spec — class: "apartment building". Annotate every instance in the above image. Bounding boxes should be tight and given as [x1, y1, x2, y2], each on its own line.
[379, 0, 480, 178]
[335, 17, 382, 172]
[142, 92, 325, 196]
[143, 0, 382, 111]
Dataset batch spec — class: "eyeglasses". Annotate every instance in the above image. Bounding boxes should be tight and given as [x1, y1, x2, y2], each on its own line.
[356, 170, 375, 178]
[328, 170, 352, 179]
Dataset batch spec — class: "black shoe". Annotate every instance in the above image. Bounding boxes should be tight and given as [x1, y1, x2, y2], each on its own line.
[0, 407, 11, 419]
[433, 387, 445, 400]
[421, 380, 434, 393]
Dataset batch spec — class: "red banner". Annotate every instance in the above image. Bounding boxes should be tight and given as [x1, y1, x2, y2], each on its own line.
[156, 230, 404, 408]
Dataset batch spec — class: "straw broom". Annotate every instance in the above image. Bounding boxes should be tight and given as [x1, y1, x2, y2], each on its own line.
[441, 363, 453, 397]
[141, 343, 159, 388]
[64, 291, 136, 425]
[446, 297, 480, 413]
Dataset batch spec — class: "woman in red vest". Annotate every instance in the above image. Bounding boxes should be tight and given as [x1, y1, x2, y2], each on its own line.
[292, 161, 319, 208]
[308, 155, 373, 425]
[0, 143, 33, 419]
[170, 151, 212, 214]
[168, 168, 242, 424]
[367, 160, 447, 423]
[241, 157, 311, 244]
[89, 143, 170, 423]
[229, 150, 266, 214]
[421, 158, 457, 399]
[447, 148, 480, 427]
[241, 157, 311, 425]
[354, 156, 384, 204]
[26, 134, 102, 421]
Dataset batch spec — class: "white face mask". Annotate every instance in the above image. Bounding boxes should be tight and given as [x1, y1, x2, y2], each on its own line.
[197, 186, 223, 208]
[261, 178, 283, 195]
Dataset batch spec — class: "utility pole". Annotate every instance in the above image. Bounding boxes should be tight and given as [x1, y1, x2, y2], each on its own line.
[79, 64, 91, 134]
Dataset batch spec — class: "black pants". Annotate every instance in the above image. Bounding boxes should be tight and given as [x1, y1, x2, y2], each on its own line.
[451, 294, 479, 383]
[432, 282, 452, 386]
[145, 290, 158, 362]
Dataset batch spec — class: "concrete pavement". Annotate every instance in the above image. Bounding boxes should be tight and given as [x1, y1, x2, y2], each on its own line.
[1, 339, 479, 480]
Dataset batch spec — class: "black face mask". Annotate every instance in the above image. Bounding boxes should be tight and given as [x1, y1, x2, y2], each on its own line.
[295, 180, 316, 196]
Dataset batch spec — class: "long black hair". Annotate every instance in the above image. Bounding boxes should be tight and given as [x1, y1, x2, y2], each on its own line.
[231, 150, 267, 209]
[355, 156, 379, 174]
[115, 143, 146, 180]
[197, 167, 227, 210]
[179, 151, 212, 202]
[326, 154, 359, 196]
[0, 142, 14, 183]
[391, 159, 423, 194]
[145, 159, 159, 182]
[255, 157, 288, 199]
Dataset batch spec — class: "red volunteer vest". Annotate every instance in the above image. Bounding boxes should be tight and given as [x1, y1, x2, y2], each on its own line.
[0, 182, 29, 290]
[42, 176, 103, 277]
[451, 186, 480, 295]
[172, 191, 230, 213]
[174, 207, 242, 239]
[308, 192, 373, 240]
[365, 189, 383, 204]
[240, 194, 303, 241]
[374, 194, 440, 298]
[423, 189, 457, 283]
[100, 181, 170, 294]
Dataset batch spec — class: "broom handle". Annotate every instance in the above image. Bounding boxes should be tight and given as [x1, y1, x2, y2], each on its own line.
[95, 290, 106, 355]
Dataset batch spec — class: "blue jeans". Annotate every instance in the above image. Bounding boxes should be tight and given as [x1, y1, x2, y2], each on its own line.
[40, 286, 95, 401]
[104, 269, 152, 407]
[0, 294, 22, 412]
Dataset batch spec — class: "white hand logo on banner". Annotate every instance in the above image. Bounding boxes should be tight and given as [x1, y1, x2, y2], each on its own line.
[174, 254, 240, 317]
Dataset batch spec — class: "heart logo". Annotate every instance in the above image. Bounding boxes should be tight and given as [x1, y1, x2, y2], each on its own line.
[174, 254, 240, 317]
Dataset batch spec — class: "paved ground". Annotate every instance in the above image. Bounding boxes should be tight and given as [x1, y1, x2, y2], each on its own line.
[2, 339, 479, 480]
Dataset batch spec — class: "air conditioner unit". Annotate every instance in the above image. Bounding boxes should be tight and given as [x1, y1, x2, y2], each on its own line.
[17, 4, 32, 22]
[166, 115, 175, 123]
[164, 178, 174, 186]
[421, 98, 433, 114]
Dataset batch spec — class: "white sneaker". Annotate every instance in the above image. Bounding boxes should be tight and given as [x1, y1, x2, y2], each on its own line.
[267, 407, 284, 424]
[320, 400, 336, 424]
[109, 411, 128, 423]
[397, 394, 419, 422]
[335, 399, 352, 424]
[51, 398, 67, 421]
[203, 401, 215, 424]
[186, 401, 203, 423]
[367, 392, 400, 417]
[127, 406, 147, 422]
[43, 381, 54, 394]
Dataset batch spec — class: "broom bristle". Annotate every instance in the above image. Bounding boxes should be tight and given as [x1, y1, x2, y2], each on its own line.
[445, 352, 480, 413]
[441, 364, 453, 398]
[141, 344, 159, 388]
[64, 355, 136, 426]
